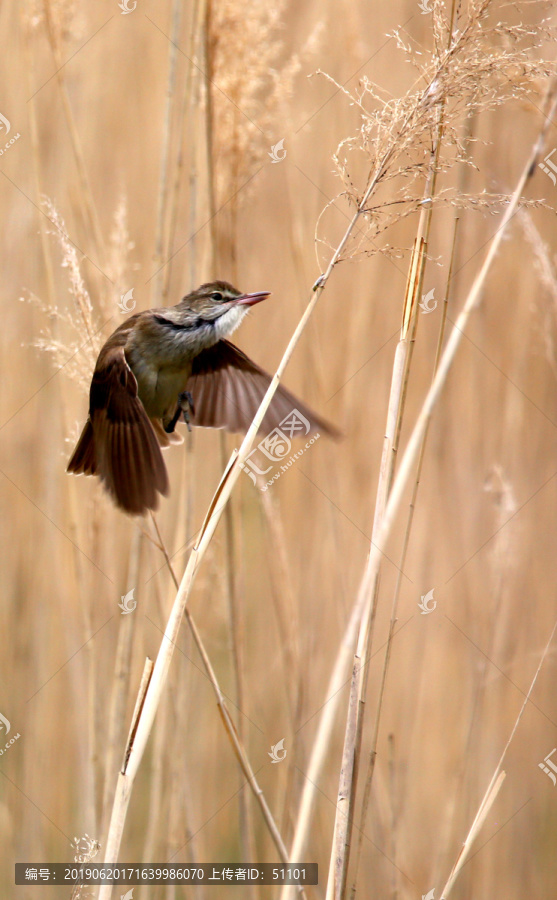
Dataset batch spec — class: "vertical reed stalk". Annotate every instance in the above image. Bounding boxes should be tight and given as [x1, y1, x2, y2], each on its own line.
[151, 0, 182, 307]
[42, 0, 107, 270]
[283, 85, 557, 900]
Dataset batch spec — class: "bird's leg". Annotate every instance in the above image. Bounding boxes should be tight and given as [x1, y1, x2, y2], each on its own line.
[164, 405, 182, 434]
[163, 391, 196, 434]
[179, 390, 195, 432]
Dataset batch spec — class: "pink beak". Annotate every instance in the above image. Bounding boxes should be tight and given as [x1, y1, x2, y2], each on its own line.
[234, 291, 271, 307]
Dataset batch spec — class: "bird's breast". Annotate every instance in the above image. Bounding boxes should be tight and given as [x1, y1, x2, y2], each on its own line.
[125, 314, 218, 419]
[126, 348, 193, 420]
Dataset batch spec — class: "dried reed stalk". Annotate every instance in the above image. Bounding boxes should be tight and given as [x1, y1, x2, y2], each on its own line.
[205, 0, 256, 862]
[161, 0, 204, 303]
[150, 0, 182, 307]
[221, 449, 258, 873]
[330, 12, 460, 874]
[325, 236, 425, 900]
[100, 527, 143, 839]
[99, 509, 296, 900]
[42, 0, 107, 270]
[351, 219, 457, 896]
[325, 10, 458, 875]
[441, 618, 557, 897]
[283, 82, 557, 900]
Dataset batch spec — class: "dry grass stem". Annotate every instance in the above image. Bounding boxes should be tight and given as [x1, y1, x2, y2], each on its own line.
[42, 0, 107, 269]
[285, 82, 557, 900]
[441, 618, 557, 897]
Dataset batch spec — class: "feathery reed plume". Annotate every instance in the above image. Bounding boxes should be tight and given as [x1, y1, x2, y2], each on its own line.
[315, 0, 555, 264]
[207, 0, 321, 197]
[29, 200, 109, 395]
[69, 833, 100, 900]
[30, 198, 137, 401]
[206, 0, 322, 265]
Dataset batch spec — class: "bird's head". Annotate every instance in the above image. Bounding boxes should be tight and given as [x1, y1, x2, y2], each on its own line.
[178, 281, 271, 333]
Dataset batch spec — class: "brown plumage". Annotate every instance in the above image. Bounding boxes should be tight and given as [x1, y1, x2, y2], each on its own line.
[67, 281, 337, 515]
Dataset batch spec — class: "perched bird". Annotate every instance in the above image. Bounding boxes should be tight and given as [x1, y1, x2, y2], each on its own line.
[67, 281, 335, 515]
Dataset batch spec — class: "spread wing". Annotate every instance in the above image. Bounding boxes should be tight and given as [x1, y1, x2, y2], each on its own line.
[68, 342, 169, 515]
[185, 340, 339, 437]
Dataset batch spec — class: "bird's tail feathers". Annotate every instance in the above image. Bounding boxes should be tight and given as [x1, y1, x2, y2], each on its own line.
[67, 418, 97, 476]
[94, 404, 169, 515]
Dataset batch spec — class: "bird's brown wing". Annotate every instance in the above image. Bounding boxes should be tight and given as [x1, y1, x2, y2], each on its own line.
[185, 340, 339, 437]
[68, 342, 169, 515]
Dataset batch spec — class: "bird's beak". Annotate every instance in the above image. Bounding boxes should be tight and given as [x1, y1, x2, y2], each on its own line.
[234, 291, 271, 307]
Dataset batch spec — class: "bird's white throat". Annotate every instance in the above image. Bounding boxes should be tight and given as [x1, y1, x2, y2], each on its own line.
[212, 304, 249, 342]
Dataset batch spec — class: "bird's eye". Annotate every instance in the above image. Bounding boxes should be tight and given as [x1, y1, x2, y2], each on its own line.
[211, 291, 223, 301]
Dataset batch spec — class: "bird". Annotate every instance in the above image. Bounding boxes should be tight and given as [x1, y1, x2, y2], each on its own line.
[67, 281, 336, 515]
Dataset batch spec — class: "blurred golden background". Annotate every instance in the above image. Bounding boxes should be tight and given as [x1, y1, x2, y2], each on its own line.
[1, 0, 557, 897]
